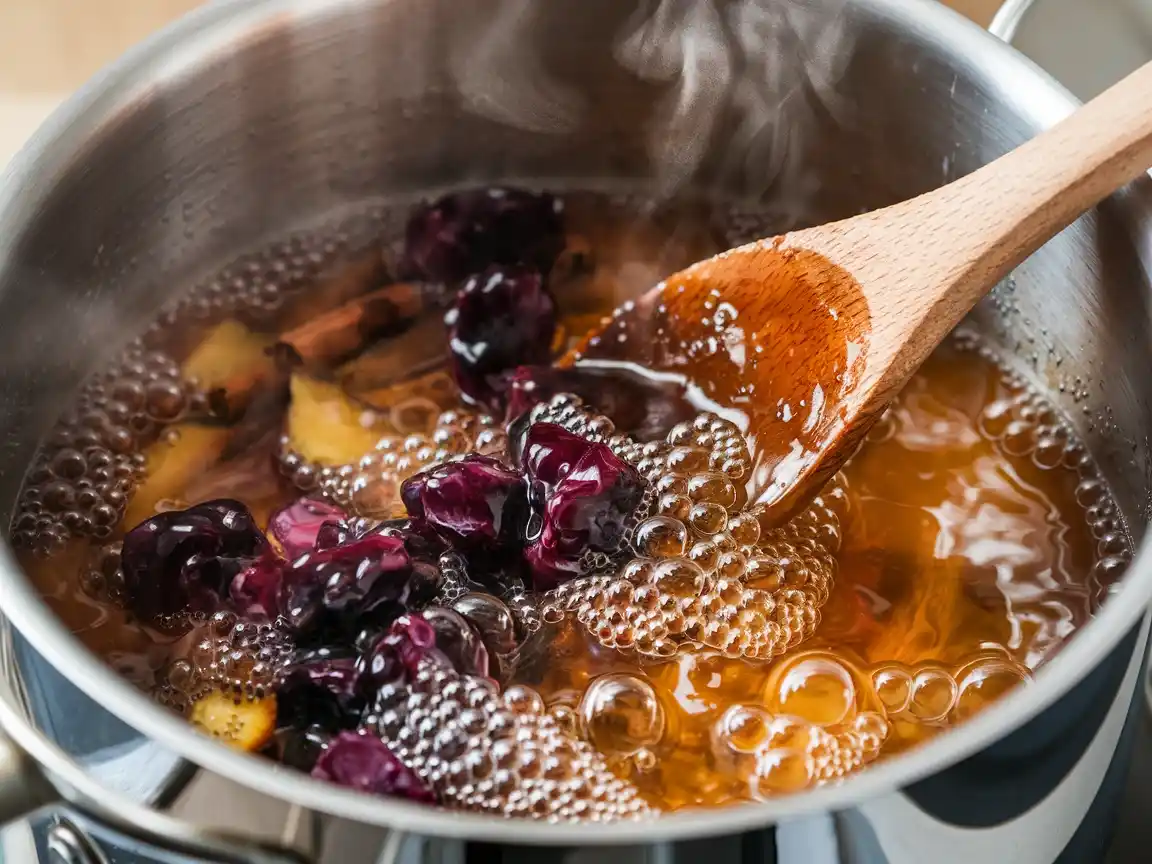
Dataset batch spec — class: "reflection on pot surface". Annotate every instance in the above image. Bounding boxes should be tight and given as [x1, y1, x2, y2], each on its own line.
[10, 185, 1131, 818]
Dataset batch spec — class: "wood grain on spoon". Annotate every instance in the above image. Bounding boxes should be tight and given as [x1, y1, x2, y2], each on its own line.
[569, 59, 1152, 524]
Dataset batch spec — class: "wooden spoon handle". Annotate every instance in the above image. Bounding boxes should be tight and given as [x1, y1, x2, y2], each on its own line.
[910, 59, 1152, 307]
[842, 58, 1152, 332]
[950, 58, 1152, 262]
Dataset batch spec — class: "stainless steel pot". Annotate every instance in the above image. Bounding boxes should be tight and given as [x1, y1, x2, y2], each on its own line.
[0, 0, 1151, 861]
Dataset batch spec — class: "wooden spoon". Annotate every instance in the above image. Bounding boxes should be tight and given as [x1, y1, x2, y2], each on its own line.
[568, 60, 1152, 524]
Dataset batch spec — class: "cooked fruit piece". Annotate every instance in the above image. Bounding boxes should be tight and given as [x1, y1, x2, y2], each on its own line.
[278, 283, 424, 368]
[182, 320, 277, 402]
[276, 648, 363, 730]
[268, 497, 348, 559]
[401, 454, 529, 557]
[312, 730, 436, 801]
[337, 317, 449, 398]
[122, 424, 233, 528]
[445, 265, 557, 411]
[121, 499, 270, 623]
[191, 689, 277, 752]
[274, 247, 391, 333]
[353, 369, 458, 436]
[285, 375, 386, 465]
[403, 187, 565, 282]
[522, 423, 646, 591]
[275, 532, 435, 639]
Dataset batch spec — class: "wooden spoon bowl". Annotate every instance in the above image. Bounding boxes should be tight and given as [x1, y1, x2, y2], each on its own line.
[569, 59, 1152, 522]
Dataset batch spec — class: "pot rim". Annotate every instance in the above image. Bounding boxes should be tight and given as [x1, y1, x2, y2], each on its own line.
[1, 0, 1150, 845]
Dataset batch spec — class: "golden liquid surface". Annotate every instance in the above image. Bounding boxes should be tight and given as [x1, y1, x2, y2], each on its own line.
[13, 193, 1128, 814]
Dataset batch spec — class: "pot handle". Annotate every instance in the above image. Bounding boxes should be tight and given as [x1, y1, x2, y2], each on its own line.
[0, 722, 58, 824]
[0, 721, 312, 864]
[42, 812, 316, 864]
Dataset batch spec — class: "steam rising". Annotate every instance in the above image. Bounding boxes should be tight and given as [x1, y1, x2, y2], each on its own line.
[450, 0, 584, 135]
[452, 0, 855, 214]
[616, 0, 734, 195]
[0, 0, 860, 489]
[619, 0, 854, 208]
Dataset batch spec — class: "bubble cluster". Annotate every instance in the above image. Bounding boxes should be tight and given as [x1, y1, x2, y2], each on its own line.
[533, 396, 843, 661]
[968, 341, 1133, 595]
[78, 541, 126, 604]
[697, 651, 888, 795]
[870, 654, 1031, 725]
[703, 649, 1028, 798]
[422, 554, 535, 682]
[436, 552, 475, 604]
[450, 592, 523, 682]
[369, 659, 653, 820]
[11, 345, 199, 555]
[712, 705, 889, 796]
[499, 574, 544, 636]
[529, 394, 751, 484]
[535, 644, 1033, 804]
[142, 223, 377, 341]
[278, 408, 506, 517]
[153, 611, 294, 711]
[979, 381, 1082, 471]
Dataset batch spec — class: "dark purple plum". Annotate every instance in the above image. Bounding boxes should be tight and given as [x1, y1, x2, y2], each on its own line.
[339, 520, 449, 652]
[276, 647, 363, 731]
[403, 187, 565, 283]
[520, 422, 593, 491]
[357, 613, 449, 697]
[276, 533, 435, 640]
[374, 517, 449, 562]
[311, 731, 435, 802]
[121, 499, 270, 626]
[229, 555, 285, 619]
[504, 363, 697, 441]
[313, 521, 347, 551]
[383, 522, 449, 601]
[444, 265, 557, 410]
[400, 455, 528, 557]
[314, 514, 396, 551]
[524, 437, 646, 591]
[269, 498, 348, 560]
[275, 724, 333, 772]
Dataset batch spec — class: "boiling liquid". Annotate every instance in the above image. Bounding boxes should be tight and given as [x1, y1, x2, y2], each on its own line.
[529, 337, 1114, 808]
[11, 192, 1130, 815]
